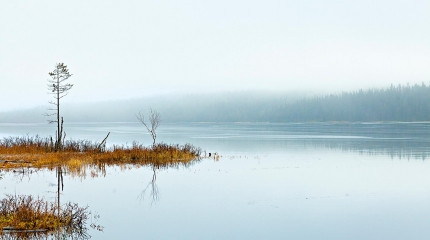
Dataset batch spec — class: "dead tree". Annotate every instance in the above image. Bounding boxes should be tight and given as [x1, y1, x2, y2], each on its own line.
[45, 63, 73, 151]
[136, 108, 161, 146]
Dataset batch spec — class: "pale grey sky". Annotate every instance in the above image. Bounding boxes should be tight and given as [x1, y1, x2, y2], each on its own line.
[1, 0, 429, 110]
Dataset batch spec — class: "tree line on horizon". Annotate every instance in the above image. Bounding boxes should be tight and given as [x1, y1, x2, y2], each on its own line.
[279, 83, 430, 122]
[2, 83, 430, 123]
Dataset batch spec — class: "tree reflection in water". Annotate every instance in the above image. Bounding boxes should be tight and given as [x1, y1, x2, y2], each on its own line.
[1, 157, 202, 238]
[137, 159, 202, 205]
[139, 165, 160, 205]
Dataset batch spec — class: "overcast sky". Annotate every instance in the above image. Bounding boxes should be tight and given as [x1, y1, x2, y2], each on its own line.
[1, 0, 429, 110]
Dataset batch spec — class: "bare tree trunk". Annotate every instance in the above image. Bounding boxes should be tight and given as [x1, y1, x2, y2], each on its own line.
[45, 63, 73, 152]
[56, 66, 60, 150]
[136, 108, 161, 147]
[97, 132, 110, 152]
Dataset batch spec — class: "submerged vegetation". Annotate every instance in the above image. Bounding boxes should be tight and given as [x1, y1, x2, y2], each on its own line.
[0, 135, 202, 174]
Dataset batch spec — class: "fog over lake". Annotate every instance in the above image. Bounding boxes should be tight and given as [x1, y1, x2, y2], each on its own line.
[1, 0, 430, 238]
[1, 1, 429, 111]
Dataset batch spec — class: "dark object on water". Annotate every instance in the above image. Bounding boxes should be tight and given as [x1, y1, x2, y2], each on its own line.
[209, 153, 211, 157]
[2, 227, 48, 233]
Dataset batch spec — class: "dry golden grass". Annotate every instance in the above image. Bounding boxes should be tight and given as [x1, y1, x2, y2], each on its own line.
[0, 136, 202, 175]
[0, 194, 92, 236]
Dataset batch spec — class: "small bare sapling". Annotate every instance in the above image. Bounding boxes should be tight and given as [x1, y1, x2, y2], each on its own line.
[136, 108, 161, 146]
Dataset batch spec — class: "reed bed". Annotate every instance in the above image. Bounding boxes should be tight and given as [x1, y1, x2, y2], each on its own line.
[0, 136, 202, 174]
[0, 194, 91, 238]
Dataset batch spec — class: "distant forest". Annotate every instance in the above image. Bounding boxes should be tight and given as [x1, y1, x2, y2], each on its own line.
[1, 84, 430, 123]
[280, 83, 430, 122]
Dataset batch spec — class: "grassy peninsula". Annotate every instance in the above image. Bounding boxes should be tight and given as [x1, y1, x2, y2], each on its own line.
[0, 135, 202, 174]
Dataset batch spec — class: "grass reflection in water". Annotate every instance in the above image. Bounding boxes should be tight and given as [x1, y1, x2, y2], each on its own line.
[0, 136, 204, 239]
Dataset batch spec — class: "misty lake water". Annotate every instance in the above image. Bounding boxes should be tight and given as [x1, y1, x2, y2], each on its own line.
[1, 122, 430, 239]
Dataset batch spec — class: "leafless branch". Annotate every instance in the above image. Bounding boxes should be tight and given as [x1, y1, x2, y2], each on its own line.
[136, 108, 161, 146]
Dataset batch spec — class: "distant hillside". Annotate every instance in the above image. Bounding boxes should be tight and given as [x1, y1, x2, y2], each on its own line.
[0, 91, 300, 123]
[1, 85, 430, 123]
[281, 83, 430, 122]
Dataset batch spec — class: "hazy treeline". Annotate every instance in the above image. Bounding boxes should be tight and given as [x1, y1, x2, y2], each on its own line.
[1, 84, 430, 123]
[281, 83, 430, 122]
[0, 91, 303, 123]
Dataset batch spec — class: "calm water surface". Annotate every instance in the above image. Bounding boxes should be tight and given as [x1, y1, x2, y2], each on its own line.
[1, 122, 430, 239]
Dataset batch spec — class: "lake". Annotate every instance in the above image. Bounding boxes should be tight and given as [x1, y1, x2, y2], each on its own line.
[1, 122, 430, 239]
